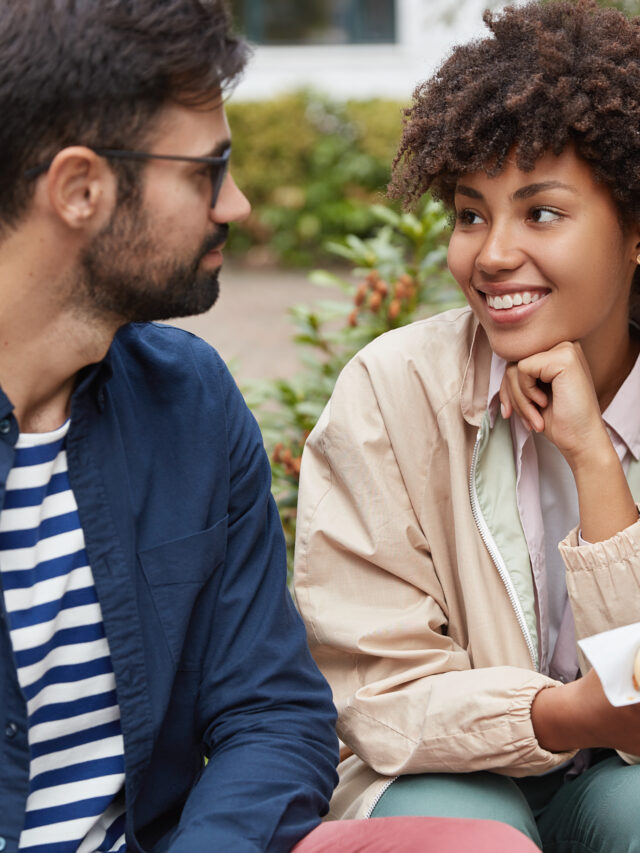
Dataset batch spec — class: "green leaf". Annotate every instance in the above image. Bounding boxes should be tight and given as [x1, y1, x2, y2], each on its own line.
[308, 269, 352, 291]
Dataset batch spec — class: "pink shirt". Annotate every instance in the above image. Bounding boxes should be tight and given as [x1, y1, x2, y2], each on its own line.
[487, 351, 640, 681]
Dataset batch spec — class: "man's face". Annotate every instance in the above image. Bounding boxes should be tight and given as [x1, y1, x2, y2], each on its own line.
[78, 98, 250, 323]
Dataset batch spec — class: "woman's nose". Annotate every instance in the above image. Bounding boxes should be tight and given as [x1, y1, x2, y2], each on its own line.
[474, 221, 524, 274]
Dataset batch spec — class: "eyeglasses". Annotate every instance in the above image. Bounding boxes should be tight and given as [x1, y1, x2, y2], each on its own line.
[25, 146, 232, 208]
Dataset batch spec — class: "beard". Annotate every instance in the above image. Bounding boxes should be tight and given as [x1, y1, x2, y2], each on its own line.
[77, 203, 229, 324]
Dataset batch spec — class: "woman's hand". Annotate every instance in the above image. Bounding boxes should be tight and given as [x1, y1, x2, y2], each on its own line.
[499, 341, 638, 542]
[498, 341, 608, 469]
[532, 668, 640, 757]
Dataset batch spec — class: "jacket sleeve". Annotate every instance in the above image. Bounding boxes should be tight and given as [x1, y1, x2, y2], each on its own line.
[294, 353, 572, 778]
[166, 365, 339, 852]
[560, 520, 640, 767]
[560, 521, 640, 640]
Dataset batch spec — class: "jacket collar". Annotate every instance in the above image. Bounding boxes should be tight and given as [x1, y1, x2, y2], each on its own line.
[73, 347, 114, 413]
[460, 314, 492, 427]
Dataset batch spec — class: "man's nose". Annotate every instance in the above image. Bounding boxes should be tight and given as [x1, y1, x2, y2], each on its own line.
[211, 173, 251, 225]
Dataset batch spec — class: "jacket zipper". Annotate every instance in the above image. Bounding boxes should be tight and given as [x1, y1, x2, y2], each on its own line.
[469, 427, 539, 670]
[364, 776, 399, 818]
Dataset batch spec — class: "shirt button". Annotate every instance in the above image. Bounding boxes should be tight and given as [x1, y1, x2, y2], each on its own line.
[5, 722, 17, 738]
[0, 418, 10, 435]
[0, 836, 7, 851]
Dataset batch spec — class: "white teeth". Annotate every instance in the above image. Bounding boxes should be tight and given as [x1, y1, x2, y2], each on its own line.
[485, 291, 543, 309]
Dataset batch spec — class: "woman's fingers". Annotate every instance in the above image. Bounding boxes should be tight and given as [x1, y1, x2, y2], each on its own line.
[500, 364, 547, 432]
[500, 342, 609, 463]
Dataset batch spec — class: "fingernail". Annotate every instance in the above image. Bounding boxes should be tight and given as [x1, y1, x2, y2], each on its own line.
[500, 403, 507, 419]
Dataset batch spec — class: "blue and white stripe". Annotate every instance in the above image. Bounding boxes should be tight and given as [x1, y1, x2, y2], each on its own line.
[0, 422, 126, 852]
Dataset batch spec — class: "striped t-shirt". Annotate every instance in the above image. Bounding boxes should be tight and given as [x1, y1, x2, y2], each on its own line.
[0, 421, 126, 852]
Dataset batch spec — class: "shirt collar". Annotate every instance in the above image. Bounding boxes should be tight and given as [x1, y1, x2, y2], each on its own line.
[601, 348, 640, 461]
[487, 352, 506, 428]
[72, 347, 114, 412]
[460, 313, 493, 426]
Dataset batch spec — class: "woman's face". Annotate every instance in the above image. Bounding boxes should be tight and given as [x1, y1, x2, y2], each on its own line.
[447, 146, 640, 366]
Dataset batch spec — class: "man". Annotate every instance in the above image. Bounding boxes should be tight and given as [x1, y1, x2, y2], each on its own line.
[0, 1, 543, 851]
[0, 1, 340, 850]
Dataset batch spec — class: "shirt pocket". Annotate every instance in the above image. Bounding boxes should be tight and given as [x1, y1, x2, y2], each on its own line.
[138, 515, 228, 668]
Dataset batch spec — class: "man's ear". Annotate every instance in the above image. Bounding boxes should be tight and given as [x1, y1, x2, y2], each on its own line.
[45, 146, 117, 229]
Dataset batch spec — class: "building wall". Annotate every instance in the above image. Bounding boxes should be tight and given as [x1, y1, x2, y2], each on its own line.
[233, 0, 508, 102]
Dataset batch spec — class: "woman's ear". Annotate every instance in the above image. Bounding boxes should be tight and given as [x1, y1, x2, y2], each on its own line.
[45, 146, 116, 229]
[632, 217, 640, 262]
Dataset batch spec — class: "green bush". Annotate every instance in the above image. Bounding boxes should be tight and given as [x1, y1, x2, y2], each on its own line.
[243, 199, 464, 576]
[227, 91, 406, 266]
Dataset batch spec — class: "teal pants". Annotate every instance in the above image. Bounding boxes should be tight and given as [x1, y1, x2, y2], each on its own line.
[371, 754, 640, 851]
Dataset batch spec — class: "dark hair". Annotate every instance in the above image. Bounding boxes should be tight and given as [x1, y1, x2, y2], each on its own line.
[0, 0, 249, 227]
[390, 0, 640, 315]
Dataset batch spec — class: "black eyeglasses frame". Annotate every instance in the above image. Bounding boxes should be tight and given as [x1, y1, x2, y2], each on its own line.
[24, 146, 232, 208]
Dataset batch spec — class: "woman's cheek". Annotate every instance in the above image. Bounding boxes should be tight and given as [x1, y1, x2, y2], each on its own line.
[447, 235, 471, 294]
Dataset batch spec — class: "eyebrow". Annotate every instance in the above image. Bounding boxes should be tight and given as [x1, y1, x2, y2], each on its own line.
[455, 184, 483, 199]
[454, 180, 577, 201]
[513, 181, 577, 200]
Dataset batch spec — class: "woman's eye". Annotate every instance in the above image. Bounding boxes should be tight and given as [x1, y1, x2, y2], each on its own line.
[456, 209, 483, 226]
[529, 207, 561, 224]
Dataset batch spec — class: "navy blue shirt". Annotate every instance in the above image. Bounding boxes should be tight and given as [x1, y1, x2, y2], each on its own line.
[0, 323, 339, 852]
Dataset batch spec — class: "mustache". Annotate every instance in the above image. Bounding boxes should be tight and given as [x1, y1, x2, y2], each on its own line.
[202, 224, 230, 255]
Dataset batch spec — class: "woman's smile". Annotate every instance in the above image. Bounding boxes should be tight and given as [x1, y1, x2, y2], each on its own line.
[476, 286, 550, 322]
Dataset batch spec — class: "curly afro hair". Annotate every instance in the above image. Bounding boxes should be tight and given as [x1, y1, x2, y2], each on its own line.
[390, 0, 640, 225]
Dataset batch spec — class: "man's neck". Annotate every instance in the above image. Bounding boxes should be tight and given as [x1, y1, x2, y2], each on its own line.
[0, 224, 119, 433]
[0, 311, 116, 433]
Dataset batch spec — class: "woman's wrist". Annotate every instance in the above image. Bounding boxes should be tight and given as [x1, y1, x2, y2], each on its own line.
[562, 424, 615, 475]
[567, 441, 638, 542]
[531, 682, 585, 752]
[531, 672, 609, 752]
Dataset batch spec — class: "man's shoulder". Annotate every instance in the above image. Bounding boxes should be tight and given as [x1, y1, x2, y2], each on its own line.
[112, 321, 223, 371]
[104, 322, 241, 420]
[109, 322, 233, 394]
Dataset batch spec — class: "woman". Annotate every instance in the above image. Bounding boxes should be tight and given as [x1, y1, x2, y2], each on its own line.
[294, 1, 640, 849]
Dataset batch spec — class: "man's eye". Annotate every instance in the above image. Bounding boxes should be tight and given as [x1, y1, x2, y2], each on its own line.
[456, 209, 483, 226]
[529, 207, 561, 223]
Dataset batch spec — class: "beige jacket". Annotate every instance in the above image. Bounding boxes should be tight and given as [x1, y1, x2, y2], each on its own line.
[294, 307, 640, 819]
